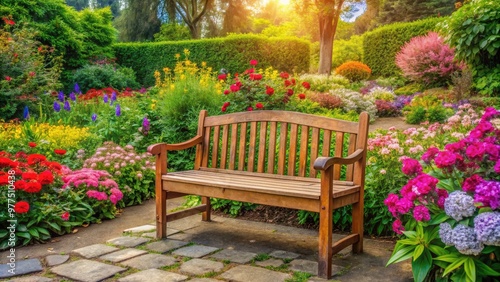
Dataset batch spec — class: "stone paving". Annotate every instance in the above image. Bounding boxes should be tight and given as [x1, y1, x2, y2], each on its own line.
[0, 214, 413, 282]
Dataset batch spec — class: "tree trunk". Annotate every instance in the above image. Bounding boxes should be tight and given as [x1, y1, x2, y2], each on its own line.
[318, 13, 335, 75]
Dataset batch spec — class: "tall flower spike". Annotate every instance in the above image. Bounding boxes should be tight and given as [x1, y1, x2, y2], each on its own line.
[69, 92, 76, 101]
[74, 83, 81, 94]
[91, 113, 97, 122]
[103, 94, 109, 104]
[64, 101, 71, 111]
[58, 91, 64, 102]
[53, 101, 61, 112]
[23, 106, 29, 119]
[115, 104, 121, 116]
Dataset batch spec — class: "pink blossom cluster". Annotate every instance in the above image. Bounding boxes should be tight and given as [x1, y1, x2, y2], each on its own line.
[63, 168, 122, 205]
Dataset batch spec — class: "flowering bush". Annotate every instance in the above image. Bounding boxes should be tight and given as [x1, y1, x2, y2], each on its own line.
[385, 107, 500, 281]
[309, 92, 343, 110]
[298, 73, 349, 92]
[329, 88, 377, 121]
[334, 61, 371, 82]
[403, 94, 453, 124]
[396, 32, 464, 87]
[83, 142, 155, 207]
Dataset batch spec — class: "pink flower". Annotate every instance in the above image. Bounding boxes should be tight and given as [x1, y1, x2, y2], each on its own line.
[249, 59, 258, 66]
[384, 193, 399, 216]
[230, 83, 240, 92]
[61, 211, 70, 221]
[392, 219, 405, 235]
[462, 174, 483, 192]
[465, 143, 486, 160]
[218, 74, 227, 80]
[396, 197, 414, 214]
[434, 151, 457, 169]
[413, 205, 430, 222]
[401, 158, 422, 176]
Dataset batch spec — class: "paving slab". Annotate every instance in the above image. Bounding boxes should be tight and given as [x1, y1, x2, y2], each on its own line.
[288, 259, 344, 276]
[255, 258, 284, 268]
[187, 279, 222, 282]
[0, 258, 43, 279]
[120, 253, 178, 270]
[142, 228, 181, 238]
[209, 249, 257, 264]
[8, 276, 53, 282]
[269, 250, 300, 260]
[172, 245, 219, 258]
[99, 248, 148, 263]
[220, 265, 291, 282]
[50, 259, 126, 282]
[117, 268, 188, 282]
[179, 258, 224, 276]
[107, 236, 150, 247]
[45, 254, 69, 266]
[124, 224, 156, 233]
[72, 244, 119, 258]
[145, 239, 189, 253]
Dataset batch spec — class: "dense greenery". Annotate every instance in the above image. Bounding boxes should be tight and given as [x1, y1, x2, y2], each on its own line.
[363, 17, 442, 77]
[114, 34, 310, 86]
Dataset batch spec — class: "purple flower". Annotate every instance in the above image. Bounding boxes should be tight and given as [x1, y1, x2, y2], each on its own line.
[53, 101, 61, 112]
[142, 117, 150, 135]
[474, 212, 500, 246]
[475, 180, 500, 209]
[444, 191, 476, 221]
[91, 113, 97, 122]
[115, 103, 121, 116]
[439, 222, 453, 246]
[401, 158, 422, 176]
[139, 87, 146, 94]
[111, 91, 117, 102]
[74, 83, 81, 94]
[481, 107, 500, 121]
[69, 92, 76, 101]
[452, 224, 483, 255]
[413, 205, 430, 222]
[103, 94, 109, 103]
[58, 91, 64, 102]
[23, 106, 29, 119]
[64, 100, 71, 111]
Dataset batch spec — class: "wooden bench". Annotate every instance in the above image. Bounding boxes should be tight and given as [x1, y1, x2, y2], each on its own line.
[148, 110, 369, 279]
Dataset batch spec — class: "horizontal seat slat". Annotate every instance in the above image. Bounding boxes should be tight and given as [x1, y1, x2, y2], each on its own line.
[162, 170, 360, 199]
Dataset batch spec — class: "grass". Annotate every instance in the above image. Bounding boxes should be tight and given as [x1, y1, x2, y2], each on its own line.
[253, 253, 270, 262]
[285, 271, 313, 282]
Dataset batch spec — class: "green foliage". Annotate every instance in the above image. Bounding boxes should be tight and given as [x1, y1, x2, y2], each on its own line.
[154, 23, 191, 42]
[331, 35, 363, 69]
[113, 34, 310, 87]
[394, 83, 424, 95]
[363, 17, 442, 77]
[403, 94, 452, 124]
[72, 64, 140, 92]
[376, 0, 455, 26]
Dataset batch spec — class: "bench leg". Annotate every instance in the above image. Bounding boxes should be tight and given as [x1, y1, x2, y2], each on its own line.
[318, 202, 333, 279]
[351, 201, 364, 253]
[201, 196, 211, 221]
[156, 190, 167, 238]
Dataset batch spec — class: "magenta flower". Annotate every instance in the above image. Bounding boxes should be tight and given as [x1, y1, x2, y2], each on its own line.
[434, 151, 457, 169]
[462, 174, 483, 193]
[421, 147, 439, 163]
[475, 180, 500, 209]
[401, 158, 422, 176]
[413, 205, 430, 222]
[392, 219, 404, 235]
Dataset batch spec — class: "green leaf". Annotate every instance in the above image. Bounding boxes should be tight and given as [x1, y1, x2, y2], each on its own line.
[443, 257, 467, 277]
[47, 221, 61, 232]
[413, 244, 424, 261]
[36, 227, 50, 236]
[387, 245, 415, 266]
[428, 245, 448, 256]
[412, 249, 432, 282]
[435, 253, 460, 263]
[16, 232, 31, 239]
[398, 238, 419, 246]
[474, 259, 500, 276]
[0, 229, 7, 238]
[428, 213, 449, 225]
[464, 258, 475, 282]
[28, 228, 39, 238]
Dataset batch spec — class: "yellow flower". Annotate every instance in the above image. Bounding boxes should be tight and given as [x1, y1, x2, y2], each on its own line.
[175, 53, 181, 59]
[183, 49, 190, 56]
[201, 61, 207, 67]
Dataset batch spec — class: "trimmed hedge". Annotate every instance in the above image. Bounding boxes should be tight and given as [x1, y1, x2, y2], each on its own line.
[114, 34, 310, 87]
[363, 17, 443, 77]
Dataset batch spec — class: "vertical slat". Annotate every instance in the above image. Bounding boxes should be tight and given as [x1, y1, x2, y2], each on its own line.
[220, 125, 229, 169]
[194, 110, 208, 170]
[287, 124, 299, 176]
[257, 121, 268, 173]
[309, 127, 320, 178]
[228, 124, 238, 170]
[201, 127, 210, 167]
[318, 164, 334, 278]
[298, 125, 309, 177]
[267, 122, 277, 174]
[346, 134, 357, 181]
[277, 122, 288, 175]
[211, 126, 220, 168]
[155, 144, 167, 238]
[247, 122, 258, 172]
[334, 132, 344, 180]
[238, 123, 247, 171]
[322, 130, 332, 157]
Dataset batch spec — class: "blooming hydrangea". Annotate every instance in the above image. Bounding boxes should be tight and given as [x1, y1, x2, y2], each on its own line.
[444, 191, 476, 221]
[451, 224, 484, 255]
[474, 212, 500, 246]
[439, 222, 454, 246]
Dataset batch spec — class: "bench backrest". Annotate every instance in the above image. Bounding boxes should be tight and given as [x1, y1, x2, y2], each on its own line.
[193, 110, 369, 180]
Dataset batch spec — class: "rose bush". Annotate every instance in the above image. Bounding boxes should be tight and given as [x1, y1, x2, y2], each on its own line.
[385, 107, 500, 281]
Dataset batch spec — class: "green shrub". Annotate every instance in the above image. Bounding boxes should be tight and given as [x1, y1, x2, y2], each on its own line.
[114, 34, 310, 87]
[72, 64, 140, 92]
[154, 23, 191, 41]
[363, 17, 442, 77]
[332, 35, 363, 69]
[403, 94, 452, 124]
[299, 73, 350, 92]
[394, 83, 424, 95]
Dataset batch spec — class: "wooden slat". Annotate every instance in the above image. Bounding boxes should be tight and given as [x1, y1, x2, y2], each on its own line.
[277, 123, 288, 175]
[257, 121, 268, 173]
[332, 234, 359, 255]
[309, 128, 320, 178]
[267, 122, 277, 174]
[194, 110, 208, 170]
[220, 125, 229, 169]
[238, 123, 247, 170]
[248, 122, 258, 172]
[346, 134, 357, 181]
[334, 132, 344, 180]
[166, 205, 207, 222]
[204, 110, 359, 133]
[201, 127, 211, 167]
[322, 130, 332, 157]
[211, 126, 220, 168]
[228, 124, 238, 170]
[287, 124, 299, 176]
[298, 125, 309, 177]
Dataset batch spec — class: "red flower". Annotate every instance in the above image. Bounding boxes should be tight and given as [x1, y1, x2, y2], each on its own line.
[287, 89, 294, 96]
[302, 81, 311, 89]
[0, 157, 12, 168]
[249, 59, 258, 66]
[29, 72, 36, 77]
[45, 161, 62, 172]
[284, 80, 292, 87]
[0, 173, 8, 185]
[266, 86, 274, 96]
[22, 172, 38, 181]
[223, 90, 230, 95]
[256, 103, 264, 109]
[14, 180, 26, 190]
[291, 78, 296, 85]
[28, 142, 37, 148]
[54, 149, 67, 155]
[5, 76, 11, 82]
[61, 211, 70, 221]
[223, 102, 230, 108]
[27, 154, 47, 165]
[14, 201, 30, 214]
[218, 74, 227, 80]
[2, 17, 15, 25]
[24, 181, 42, 193]
[221, 106, 227, 112]
[38, 170, 54, 185]
[244, 68, 255, 74]
[247, 106, 254, 111]
[279, 72, 290, 79]
[16, 151, 28, 160]
[230, 84, 240, 92]
[249, 73, 262, 81]
[298, 93, 306, 100]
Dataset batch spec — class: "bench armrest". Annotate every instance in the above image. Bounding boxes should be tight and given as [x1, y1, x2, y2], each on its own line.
[147, 135, 203, 155]
[313, 149, 364, 171]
